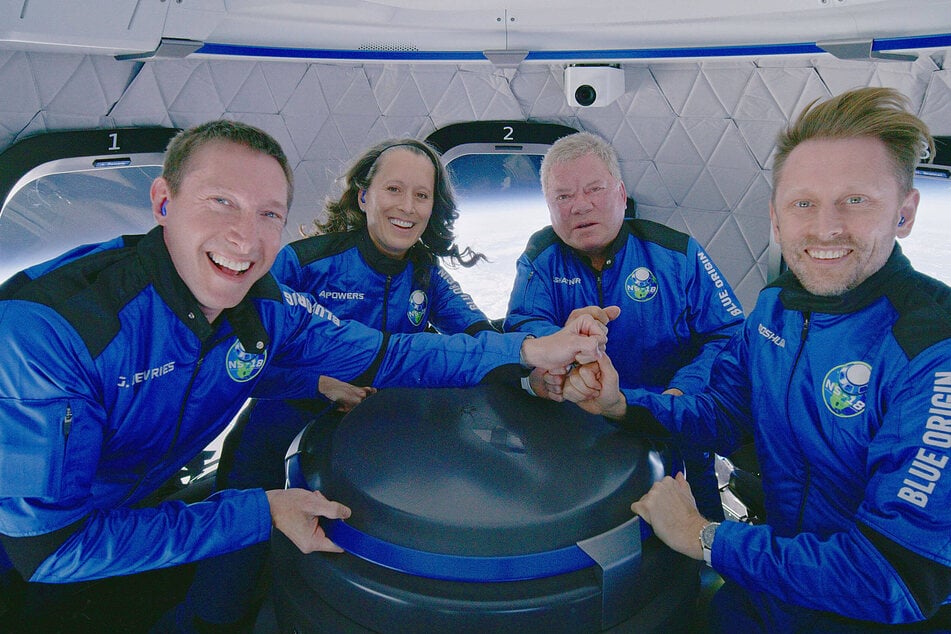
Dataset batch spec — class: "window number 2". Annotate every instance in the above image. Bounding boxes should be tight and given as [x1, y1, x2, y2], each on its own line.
[107, 132, 120, 151]
[502, 126, 514, 141]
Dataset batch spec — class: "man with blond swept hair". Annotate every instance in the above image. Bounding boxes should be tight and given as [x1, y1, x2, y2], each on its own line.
[564, 88, 951, 630]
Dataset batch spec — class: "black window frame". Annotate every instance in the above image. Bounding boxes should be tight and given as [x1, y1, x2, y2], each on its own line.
[0, 127, 178, 210]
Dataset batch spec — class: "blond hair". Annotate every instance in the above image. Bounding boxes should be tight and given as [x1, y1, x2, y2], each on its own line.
[773, 87, 933, 197]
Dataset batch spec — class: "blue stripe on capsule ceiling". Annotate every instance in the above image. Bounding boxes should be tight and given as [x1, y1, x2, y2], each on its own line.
[194, 33, 951, 62]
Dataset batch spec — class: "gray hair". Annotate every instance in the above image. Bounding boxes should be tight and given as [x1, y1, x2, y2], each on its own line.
[540, 132, 622, 196]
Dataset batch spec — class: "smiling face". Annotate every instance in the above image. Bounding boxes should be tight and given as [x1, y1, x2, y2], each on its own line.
[770, 136, 919, 296]
[360, 147, 436, 259]
[545, 152, 627, 269]
[152, 140, 289, 323]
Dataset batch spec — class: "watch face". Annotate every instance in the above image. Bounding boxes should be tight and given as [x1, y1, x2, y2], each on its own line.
[701, 522, 719, 548]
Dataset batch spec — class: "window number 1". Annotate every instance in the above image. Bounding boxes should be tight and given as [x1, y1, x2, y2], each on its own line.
[502, 126, 514, 141]
[107, 132, 120, 151]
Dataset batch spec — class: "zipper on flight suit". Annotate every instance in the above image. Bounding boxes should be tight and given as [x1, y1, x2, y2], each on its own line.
[382, 275, 392, 331]
[596, 258, 612, 306]
[63, 403, 73, 438]
[787, 311, 813, 529]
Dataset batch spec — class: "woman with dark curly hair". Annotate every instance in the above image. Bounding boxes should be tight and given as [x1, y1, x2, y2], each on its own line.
[271, 138, 493, 410]
[194, 139, 495, 628]
[313, 138, 485, 268]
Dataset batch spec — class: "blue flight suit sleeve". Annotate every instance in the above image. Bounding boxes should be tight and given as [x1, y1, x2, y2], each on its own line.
[714, 341, 951, 624]
[427, 266, 493, 334]
[0, 304, 273, 583]
[503, 252, 562, 337]
[629, 320, 951, 623]
[28, 490, 271, 583]
[269, 244, 305, 290]
[624, 319, 753, 452]
[263, 288, 530, 394]
[665, 239, 744, 394]
[372, 329, 526, 387]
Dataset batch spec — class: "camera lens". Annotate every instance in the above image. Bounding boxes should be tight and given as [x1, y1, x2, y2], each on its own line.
[574, 84, 597, 107]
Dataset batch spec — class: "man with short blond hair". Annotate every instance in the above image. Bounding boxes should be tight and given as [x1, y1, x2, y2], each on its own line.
[564, 88, 951, 630]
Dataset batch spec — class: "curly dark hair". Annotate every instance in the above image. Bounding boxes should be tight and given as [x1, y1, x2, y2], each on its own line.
[309, 138, 485, 267]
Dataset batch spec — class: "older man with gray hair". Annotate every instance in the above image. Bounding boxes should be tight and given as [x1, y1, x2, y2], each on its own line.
[504, 130, 744, 522]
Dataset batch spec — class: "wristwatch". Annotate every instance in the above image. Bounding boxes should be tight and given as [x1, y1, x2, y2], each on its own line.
[520, 374, 537, 397]
[699, 521, 720, 566]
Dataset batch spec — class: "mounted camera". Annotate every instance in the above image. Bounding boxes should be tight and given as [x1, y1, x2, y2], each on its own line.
[564, 64, 625, 107]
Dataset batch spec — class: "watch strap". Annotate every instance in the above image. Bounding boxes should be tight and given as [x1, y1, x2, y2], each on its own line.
[700, 521, 720, 566]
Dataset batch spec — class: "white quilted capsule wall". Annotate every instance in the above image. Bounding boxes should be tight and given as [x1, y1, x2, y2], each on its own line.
[0, 51, 948, 307]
